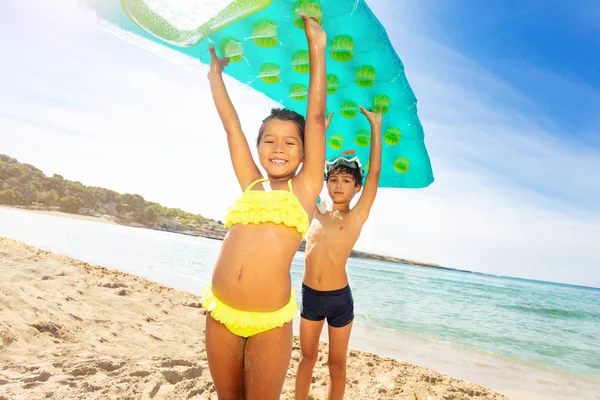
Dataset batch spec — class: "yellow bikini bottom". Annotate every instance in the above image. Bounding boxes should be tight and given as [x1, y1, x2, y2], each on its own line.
[201, 283, 297, 338]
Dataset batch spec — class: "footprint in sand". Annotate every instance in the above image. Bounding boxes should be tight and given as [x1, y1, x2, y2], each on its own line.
[0, 326, 18, 347]
[160, 365, 202, 384]
[68, 366, 97, 377]
[101, 282, 128, 289]
[422, 374, 442, 385]
[80, 381, 102, 392]
[183, 301, 203, 309]
[95, 359, 126, 372]
[58, 379, 78, 388]
[69, 313, 83, 322]
[145, 379, 163, 398]
[20, 371, 52, 390]
[160, 359, 194, 368]
[21, 371, 51, 383]
[129, 369, 152, 378]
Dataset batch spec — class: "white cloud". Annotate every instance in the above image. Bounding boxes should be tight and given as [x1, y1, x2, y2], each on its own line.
[1, 0, 599, 287]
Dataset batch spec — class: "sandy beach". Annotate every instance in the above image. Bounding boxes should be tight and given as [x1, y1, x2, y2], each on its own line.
[0, 236, 509, 399]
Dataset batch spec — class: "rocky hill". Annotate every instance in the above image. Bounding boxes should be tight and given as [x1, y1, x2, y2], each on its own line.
[1, 154, 455, 271]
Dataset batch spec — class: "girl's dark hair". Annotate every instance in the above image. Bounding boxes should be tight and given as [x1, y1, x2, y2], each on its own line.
[256, 108, 306, 146]
[326, 164, 364, 186]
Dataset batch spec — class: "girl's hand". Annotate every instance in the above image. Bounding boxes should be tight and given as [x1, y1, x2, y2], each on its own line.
[208, 45, 229, 78]
[300, 13, 326, 49]
[359, 105, 382, 126]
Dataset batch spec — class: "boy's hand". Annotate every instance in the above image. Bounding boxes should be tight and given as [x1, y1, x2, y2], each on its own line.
[208, 45, 229, 78]
[325, 113, 334, 131]
[300, 13, 326, 48]
[359, 106, 382, 126]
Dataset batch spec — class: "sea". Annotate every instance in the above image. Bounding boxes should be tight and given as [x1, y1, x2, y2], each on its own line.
[1, 207, 599, 399]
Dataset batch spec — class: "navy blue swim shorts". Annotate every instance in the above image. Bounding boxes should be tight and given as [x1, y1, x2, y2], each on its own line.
[300, 283, 354, 328]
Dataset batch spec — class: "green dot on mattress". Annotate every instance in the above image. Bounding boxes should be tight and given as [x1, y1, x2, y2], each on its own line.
[355, 129, 370, 147]
[355, 65, 376, 88]
[394, 157, 410, 173]
[252, 19, 278, 48]
[219, 38, 243, 62]
[330, 35, 354, 62]
[329, 133, 344, 150]
[292, 50, 310, 74]
[340, 100, 358, 118]
[292, 0, 323, 29]
[384, 127, 401, 146]
[259, 63, 281, 84]
[327, 74, 340, 94]
[366, 160, 370, 170]
[290, 83, 308, 101]
[372, 94, 391, 114]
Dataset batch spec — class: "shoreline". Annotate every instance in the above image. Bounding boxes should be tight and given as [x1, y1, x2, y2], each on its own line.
[343, 322, 600, 400]
[6, 206, 598, 292]
[1, 205, 473, 273]
[0, 237, 509, 400]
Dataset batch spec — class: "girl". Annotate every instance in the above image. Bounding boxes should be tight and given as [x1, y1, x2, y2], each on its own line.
[202, 14, 327, 399]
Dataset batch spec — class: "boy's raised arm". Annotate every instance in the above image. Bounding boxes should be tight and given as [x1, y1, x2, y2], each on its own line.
[354, 106, 382, 221]
[208, 45, 262, 191]
[297, 14, 327, 195]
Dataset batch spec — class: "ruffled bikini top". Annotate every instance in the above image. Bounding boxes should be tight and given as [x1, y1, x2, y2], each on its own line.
[224, 178, 309, 239]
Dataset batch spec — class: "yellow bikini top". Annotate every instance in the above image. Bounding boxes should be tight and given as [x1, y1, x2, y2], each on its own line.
[224, 178, 309, 239]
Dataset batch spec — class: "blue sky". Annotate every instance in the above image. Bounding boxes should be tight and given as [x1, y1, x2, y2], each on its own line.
[385, 0, 600, 140]
[1, 0, 599, 287]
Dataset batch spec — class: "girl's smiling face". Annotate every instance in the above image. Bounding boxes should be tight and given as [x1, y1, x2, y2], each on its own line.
[257, 118, 303, 179]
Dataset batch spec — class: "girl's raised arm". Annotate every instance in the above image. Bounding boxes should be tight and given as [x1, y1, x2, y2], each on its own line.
[207, 45, 262, 190]
[297, 15, 327, 196]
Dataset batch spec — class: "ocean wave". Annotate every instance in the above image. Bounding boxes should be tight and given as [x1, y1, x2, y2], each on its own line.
[502, 304, 600, 321]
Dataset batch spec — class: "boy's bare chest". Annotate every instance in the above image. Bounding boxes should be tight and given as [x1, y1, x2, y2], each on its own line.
[314, 211, 360, 239]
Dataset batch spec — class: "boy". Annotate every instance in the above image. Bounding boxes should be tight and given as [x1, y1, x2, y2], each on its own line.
[295, 106, 382, 400]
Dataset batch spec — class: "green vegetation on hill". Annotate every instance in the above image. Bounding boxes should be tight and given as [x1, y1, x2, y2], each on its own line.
[0, 154, 451, 271]
[0, 154, 225, 236]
